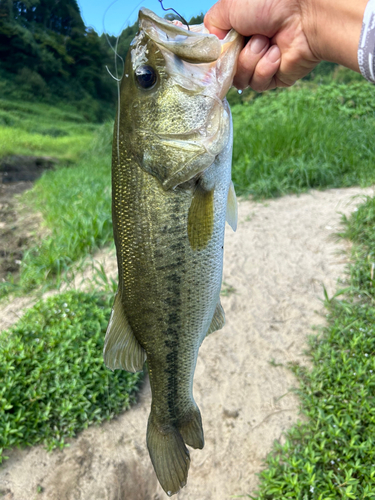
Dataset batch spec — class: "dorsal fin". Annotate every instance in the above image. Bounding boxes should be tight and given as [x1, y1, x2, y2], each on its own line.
[103, 290, 146, 373]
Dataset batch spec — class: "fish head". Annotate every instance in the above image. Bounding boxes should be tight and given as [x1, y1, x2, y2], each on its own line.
[117, 8, 243, 189]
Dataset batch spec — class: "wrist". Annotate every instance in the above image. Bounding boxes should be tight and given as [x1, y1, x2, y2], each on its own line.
[302, 0, 368, 71]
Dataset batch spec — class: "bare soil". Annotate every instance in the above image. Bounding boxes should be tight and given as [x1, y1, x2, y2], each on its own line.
[0, 155, 58, 285]
[0, 186, 373, 500]
[0, 180, 42, 284]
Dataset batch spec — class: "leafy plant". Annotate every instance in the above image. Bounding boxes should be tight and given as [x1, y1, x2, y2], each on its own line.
[251, 195, 375, 499]
[0, 291, 143, 463]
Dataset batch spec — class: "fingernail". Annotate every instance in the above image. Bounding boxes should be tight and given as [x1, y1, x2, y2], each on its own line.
[267, 45, 280, 63]
[250, 36, 267, 55]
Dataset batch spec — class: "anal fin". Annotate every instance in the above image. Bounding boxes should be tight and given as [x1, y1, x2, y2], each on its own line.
[226, 181, 238, 231]
[206, 301, 225, 336]
[103, 290, 146, 373]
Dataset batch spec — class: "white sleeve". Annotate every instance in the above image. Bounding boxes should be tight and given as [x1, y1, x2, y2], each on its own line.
[358, 0, 375, 83]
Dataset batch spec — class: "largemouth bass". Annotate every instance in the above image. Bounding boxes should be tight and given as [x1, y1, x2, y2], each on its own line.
[104, 9, 242, 496]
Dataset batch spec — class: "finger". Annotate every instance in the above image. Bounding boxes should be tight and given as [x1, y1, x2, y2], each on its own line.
[233, 35, 270, 89]
[204, 0, 232, 39]
[249, 45, 281, 92]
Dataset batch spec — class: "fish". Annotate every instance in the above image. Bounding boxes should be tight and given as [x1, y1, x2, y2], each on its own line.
[103, 8, 242, 496]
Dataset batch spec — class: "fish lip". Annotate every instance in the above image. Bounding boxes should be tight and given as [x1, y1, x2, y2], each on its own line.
[137, 8, 243, 95]
[138, 7, 242, 64]
[139, 8, 212, 41]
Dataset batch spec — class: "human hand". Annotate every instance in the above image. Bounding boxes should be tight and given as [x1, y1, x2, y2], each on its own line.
[204, 0, 318, 91]
[204, 0, 366, 91]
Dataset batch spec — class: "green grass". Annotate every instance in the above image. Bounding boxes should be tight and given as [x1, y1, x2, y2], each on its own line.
[251, 195, 375, 499]
[232, 81, 375, 198]
[2, 80, 375, 296]
[0, 290, 143, 462]
[0, 121, 113, 296]
[0, 99, 99, 160]
[1, 77, 375, 492]
[17, 122, 113, 292]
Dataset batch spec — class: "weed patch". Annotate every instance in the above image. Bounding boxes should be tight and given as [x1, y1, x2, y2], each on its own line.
[0, 99, 99, 161]
[0, 291, 143, 463]
[251, 195, 375, 499]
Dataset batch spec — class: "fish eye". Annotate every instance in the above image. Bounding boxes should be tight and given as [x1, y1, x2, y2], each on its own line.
[135, 65, 157, 90]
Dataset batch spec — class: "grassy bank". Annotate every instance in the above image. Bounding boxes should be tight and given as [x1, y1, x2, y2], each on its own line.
[15, 122, 113, 294]
[232, 81, 375, 198]
[0, 99, 99, 161]
[1, 80, 374, 297]
[252, 196, 375, 499]
[0, 103, 113, 296]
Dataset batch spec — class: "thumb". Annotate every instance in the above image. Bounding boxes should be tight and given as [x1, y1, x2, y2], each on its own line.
[204, 0, 233, 39]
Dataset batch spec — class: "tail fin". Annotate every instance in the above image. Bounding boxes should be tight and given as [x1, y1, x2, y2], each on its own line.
[147, 414, 190, 496]
[179, 405, 204, 449]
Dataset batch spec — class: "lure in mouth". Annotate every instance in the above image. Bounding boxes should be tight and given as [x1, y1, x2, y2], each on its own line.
[135, 8, 243, 98]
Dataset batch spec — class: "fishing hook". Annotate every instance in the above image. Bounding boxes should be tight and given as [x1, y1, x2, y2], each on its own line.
[158, 0, 190, 30]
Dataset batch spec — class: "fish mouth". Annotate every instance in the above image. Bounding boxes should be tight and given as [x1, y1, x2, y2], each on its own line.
[138, 8, 243, 98]
[138, 8, 222, 63]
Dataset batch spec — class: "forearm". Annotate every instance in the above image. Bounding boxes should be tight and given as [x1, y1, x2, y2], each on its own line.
[303, 0, 368, 71]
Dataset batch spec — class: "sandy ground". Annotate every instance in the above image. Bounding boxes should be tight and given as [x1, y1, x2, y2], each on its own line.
[0, 186, 373, 500]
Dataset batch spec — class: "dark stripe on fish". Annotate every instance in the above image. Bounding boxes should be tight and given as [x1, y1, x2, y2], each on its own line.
[162, 196, 187, 423]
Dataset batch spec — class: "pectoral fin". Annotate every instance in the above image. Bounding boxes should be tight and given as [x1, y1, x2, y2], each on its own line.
[206, 301, 225, 336]
[226, 181, 238, 231]
[103, 290, 146, 373]
[188, 185, 214, 250]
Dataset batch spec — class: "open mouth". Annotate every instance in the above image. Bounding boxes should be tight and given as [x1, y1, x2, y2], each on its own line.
[137, 8, 243, 98]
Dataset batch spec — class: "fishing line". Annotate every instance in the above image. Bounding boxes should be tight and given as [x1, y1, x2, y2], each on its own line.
[102, 0, 145, 163]
[158, 0, 190, 30]
[101, 1, 152, 482]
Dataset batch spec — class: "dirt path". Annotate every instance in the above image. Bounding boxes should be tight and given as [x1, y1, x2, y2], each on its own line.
[0, 186, 373, 500]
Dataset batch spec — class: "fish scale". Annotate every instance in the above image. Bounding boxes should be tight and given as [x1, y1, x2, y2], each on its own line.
[104, 8, 242, 496]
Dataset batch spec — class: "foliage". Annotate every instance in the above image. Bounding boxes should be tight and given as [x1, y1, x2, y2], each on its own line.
[341, 195, 375, 300]
[226, 62, 364, 106]
[0, 5, 208, 115]
[251, 195, 375, 499]
[0, 0, 117, 119]
[0, 291, 143, 463]
[232, 80, 375, 198]
[0, 98, 100, 159]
